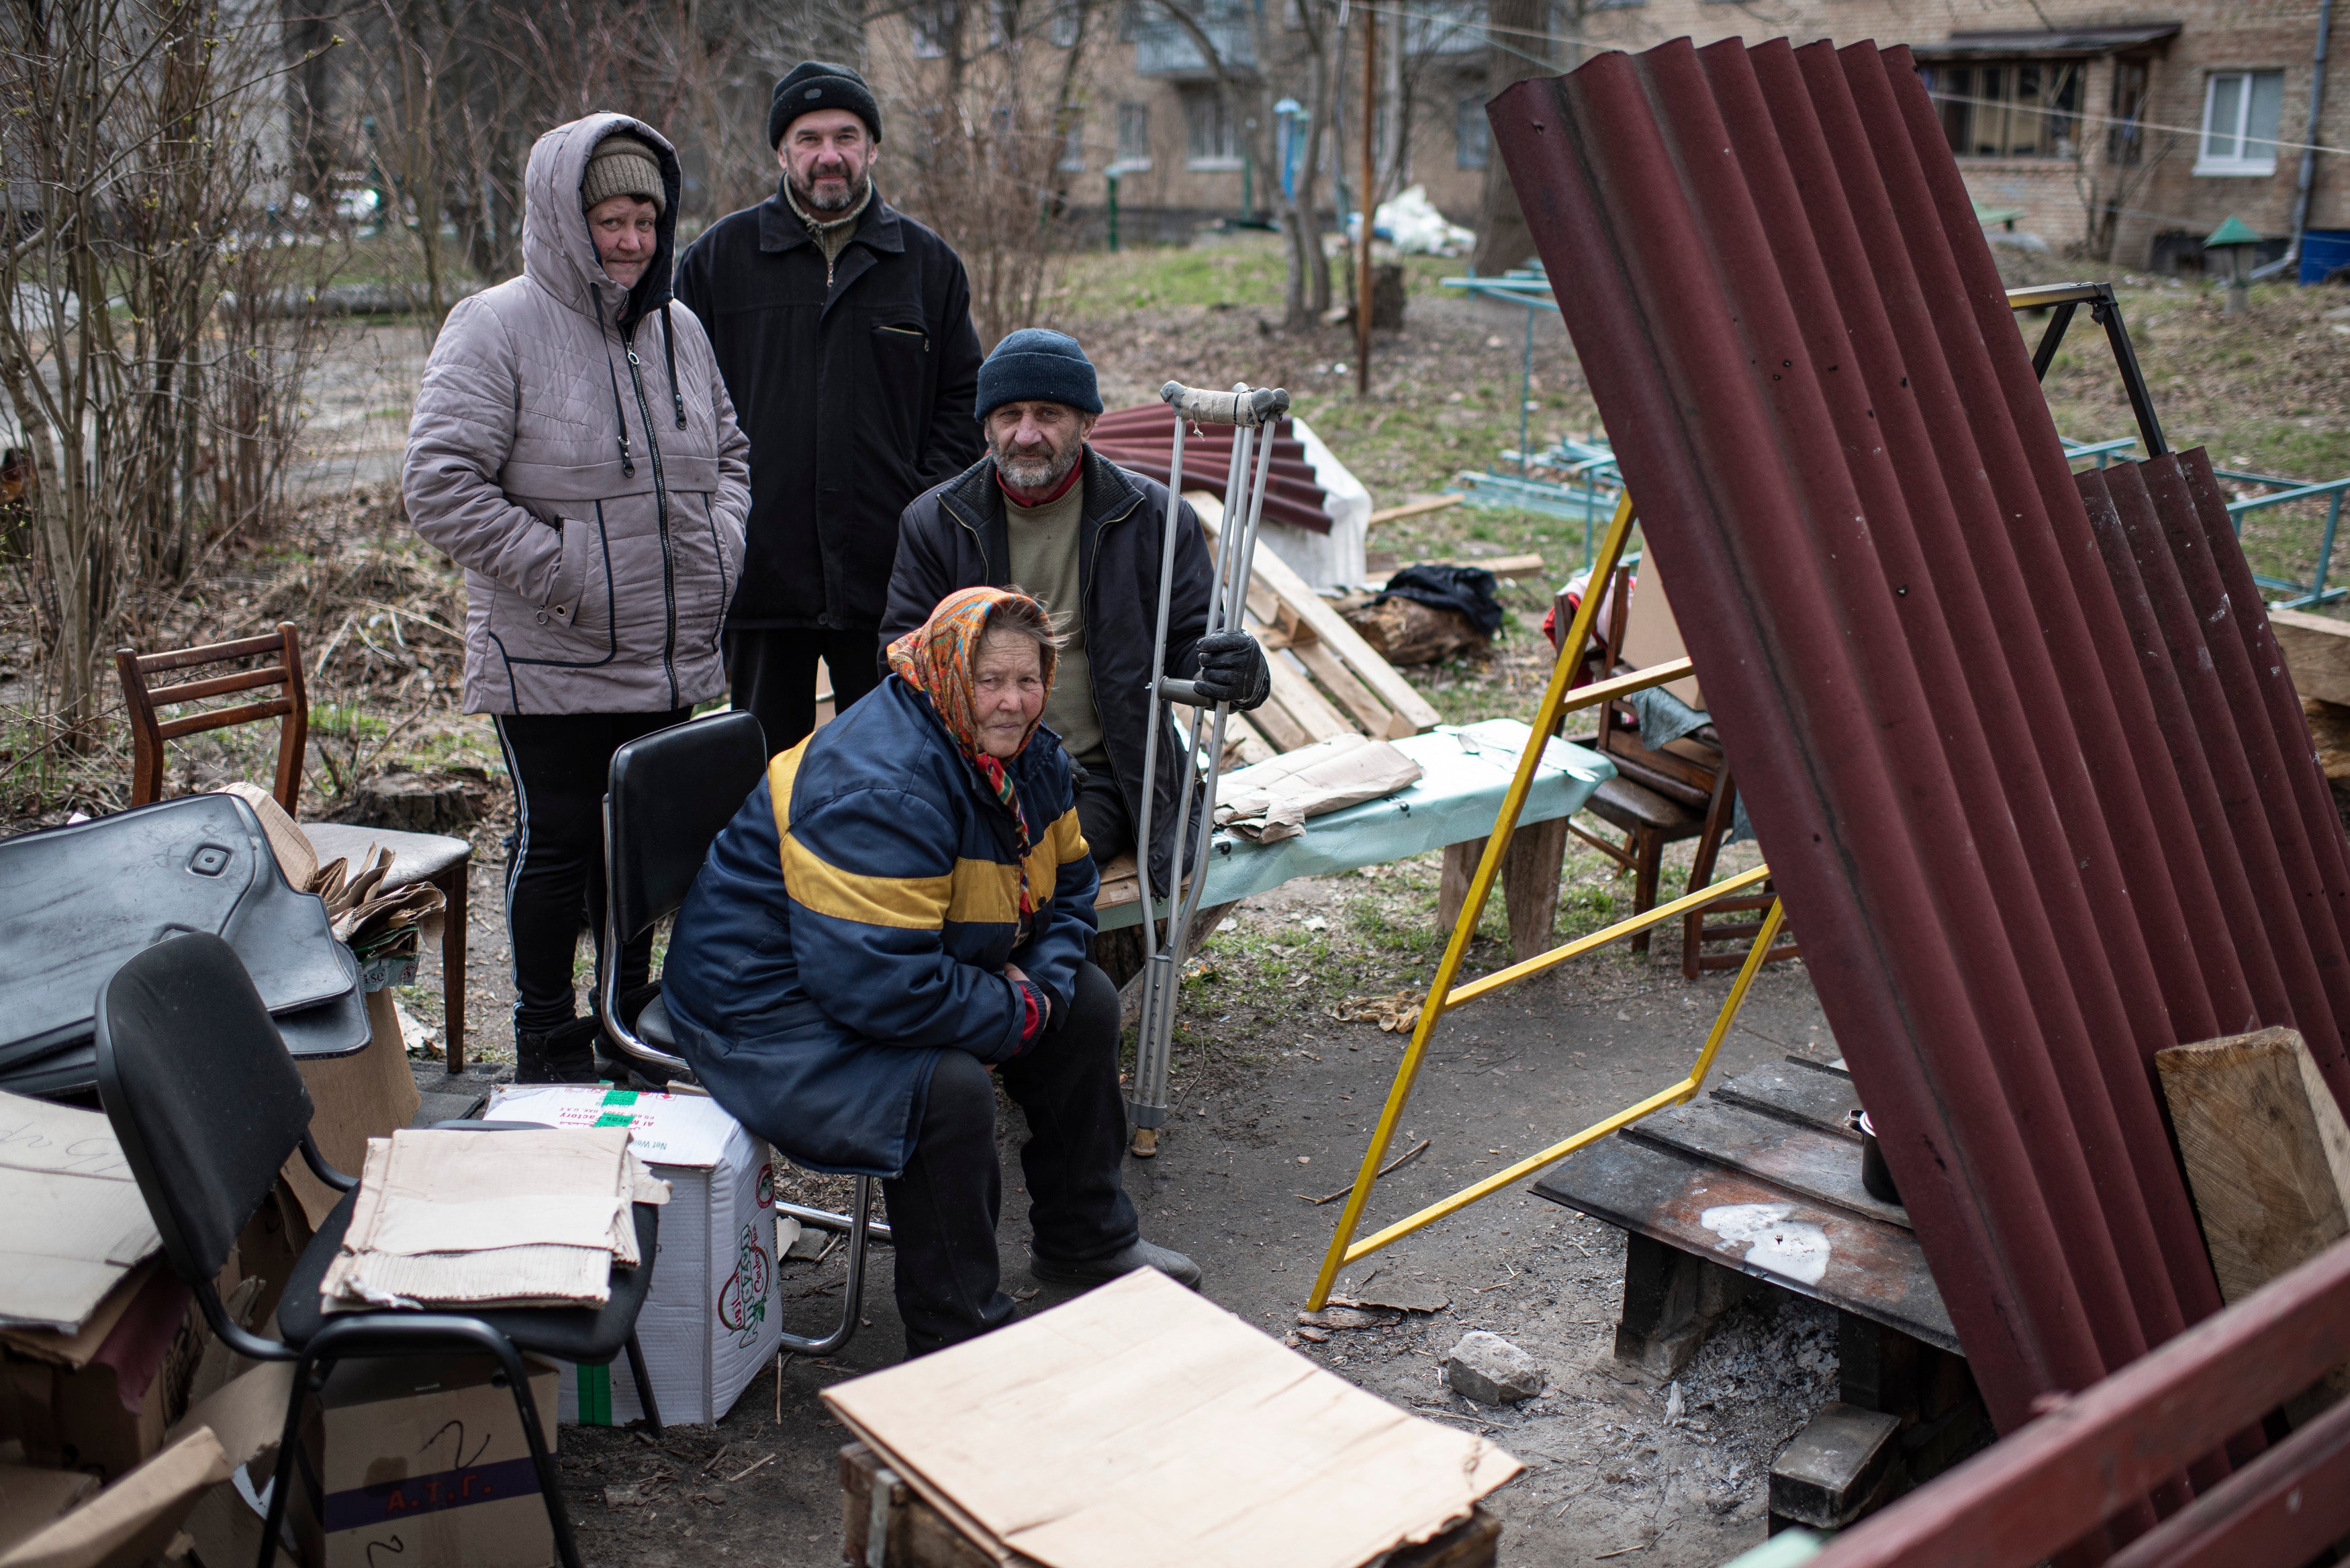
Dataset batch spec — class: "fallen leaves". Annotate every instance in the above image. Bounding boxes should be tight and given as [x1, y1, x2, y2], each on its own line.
[1328, 990, 1423, 1032]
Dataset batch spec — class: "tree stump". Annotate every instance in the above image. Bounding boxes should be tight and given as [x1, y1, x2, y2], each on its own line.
[349, 767, 494, 834]
[1342, 597, 1488, 667]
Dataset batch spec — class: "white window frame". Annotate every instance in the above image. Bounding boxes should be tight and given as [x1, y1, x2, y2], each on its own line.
[1115, 101, 1152, 172]
[2196, 68, 2285, 176]
[1182, 87, 1243, 171]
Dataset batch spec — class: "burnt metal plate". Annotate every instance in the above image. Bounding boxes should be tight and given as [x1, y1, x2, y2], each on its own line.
[1626, 1098, 1910, 1229]
[1711, 1056, 1863, 1141]
[1532, 1134, 1959, 1353]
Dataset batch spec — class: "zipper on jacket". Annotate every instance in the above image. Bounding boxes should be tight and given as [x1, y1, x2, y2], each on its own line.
[621, 319, 682, 709]
[1084, 489, 1148, 836]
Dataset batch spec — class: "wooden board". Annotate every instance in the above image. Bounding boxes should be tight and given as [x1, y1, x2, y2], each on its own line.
[1190, 493, 1442, 735]
[1533, 1134, 1959, 1353]
[2157, 1026, 2350, 1306]
[2269, 605, 2350, 707]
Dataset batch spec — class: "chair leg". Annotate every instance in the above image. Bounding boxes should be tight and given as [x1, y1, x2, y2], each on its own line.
[438, 863, 469, 1075]
[623, 1330, 663, 1437]
[486, 1338, 584, 1568]
[258, 1349, 328, 1568]
[1631, 828, 1665, 956]
[778, 1174, 873, 1356]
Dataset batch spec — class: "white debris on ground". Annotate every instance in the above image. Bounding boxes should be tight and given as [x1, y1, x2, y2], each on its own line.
[1370, 185, 1476, 256]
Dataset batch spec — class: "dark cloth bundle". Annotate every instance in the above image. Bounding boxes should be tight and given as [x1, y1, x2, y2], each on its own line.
[1376, 564, 1505, 636]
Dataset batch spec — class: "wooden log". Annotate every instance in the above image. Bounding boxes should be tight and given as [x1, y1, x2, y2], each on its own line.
[1345, 597, 1489, 667]
[2156, 1026, 2350, 1307]
[1366, 493, 1465, 528]
[2269, 606, 2350, 707]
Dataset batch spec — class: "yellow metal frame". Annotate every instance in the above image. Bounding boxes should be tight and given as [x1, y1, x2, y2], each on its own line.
[1306, 495, 1787, 1310]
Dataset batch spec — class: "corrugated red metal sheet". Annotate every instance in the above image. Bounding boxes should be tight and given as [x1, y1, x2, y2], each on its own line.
[1088, 407, 1335, 534]
[1489, 38, 2350, 1439]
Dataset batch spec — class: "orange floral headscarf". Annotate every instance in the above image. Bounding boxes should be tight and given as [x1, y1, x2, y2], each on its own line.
[887, 587, 1060, 928]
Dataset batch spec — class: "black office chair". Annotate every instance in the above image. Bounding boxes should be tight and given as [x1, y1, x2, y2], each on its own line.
[598, 708, 882, 1357]
[93, 933, 661, 1568]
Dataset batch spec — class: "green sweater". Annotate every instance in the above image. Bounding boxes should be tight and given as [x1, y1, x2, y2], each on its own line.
[1004, 481, 1109, 771]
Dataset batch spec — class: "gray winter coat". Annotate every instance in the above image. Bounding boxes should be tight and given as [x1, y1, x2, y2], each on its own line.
[404, 113, 751, 715]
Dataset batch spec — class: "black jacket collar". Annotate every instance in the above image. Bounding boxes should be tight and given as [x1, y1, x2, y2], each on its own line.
[757, 179, 905, 257]
[939, 445, 1145, 541]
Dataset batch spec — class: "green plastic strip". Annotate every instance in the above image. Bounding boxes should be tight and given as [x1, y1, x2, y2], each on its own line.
[576, 1361, 612, 1426]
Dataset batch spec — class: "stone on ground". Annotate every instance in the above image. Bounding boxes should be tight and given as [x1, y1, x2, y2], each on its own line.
[1443, 1330, 1546, 1404]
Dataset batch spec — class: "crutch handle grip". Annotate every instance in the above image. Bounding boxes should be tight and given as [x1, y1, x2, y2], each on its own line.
[1160, 382, 1290, 428]
[1156, 676, 1211, 705]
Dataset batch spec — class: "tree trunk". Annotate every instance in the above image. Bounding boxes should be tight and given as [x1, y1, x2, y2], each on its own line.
[1472, 0, 1551, 277]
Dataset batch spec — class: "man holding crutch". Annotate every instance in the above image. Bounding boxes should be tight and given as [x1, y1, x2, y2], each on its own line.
[882, 330, 1272, 892]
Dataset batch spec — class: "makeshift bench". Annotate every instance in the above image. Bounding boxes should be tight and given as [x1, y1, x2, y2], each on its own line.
[1093, 720, 1612, 933]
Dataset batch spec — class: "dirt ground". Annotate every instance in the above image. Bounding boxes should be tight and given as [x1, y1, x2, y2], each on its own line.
[13, 231, 2345, 1565]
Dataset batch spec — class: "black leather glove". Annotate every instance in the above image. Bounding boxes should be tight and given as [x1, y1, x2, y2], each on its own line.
[1192, 630, 1272, 711]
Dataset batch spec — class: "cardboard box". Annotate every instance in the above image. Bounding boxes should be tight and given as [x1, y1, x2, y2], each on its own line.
[485, 1087, 781, 1426]
[289, 1355, 558, 1568]
[280, 989, 423, 1231]
[0, 1425, 230, 1568]
[0, 1260, 207, 1482]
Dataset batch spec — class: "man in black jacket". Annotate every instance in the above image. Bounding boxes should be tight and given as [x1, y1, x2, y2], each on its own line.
[677, 61, 984, 754]
[882, 330, 1270, 891]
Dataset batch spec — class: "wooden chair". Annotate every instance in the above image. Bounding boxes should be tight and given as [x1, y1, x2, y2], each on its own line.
[1554, 577, 1797, 975]
[115, 622, 474, 1071]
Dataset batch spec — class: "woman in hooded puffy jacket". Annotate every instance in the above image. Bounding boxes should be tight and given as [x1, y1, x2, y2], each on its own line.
[404, 113, 751, 1083]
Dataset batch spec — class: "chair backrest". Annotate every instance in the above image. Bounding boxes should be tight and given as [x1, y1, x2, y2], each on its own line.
[94, 932, 315, 1287]
[606, 711, 769, 946]
[115, 622, 309, 814]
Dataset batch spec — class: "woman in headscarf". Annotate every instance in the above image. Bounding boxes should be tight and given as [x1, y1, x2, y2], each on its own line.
[403, 113, 749, 1084]
[662, 587, 1201, 1358]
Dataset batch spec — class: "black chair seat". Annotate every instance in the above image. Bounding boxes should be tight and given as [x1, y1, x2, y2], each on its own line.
[638, 991, 677, 1049]
[1586, 775, 1705, 836]
[277, 1188, 660, 1367]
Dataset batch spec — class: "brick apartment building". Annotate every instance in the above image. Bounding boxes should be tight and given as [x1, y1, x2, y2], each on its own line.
[867, 0, 2342, 278]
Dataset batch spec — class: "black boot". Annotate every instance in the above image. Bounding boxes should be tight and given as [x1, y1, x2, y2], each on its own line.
[515, 1017, 602, 1085]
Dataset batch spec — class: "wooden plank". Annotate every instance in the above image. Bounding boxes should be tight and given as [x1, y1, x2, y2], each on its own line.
[1190, 492, 1442, 734]
[2156, 1026, 2350, 1306]
[1366, 493, 1464, 528]
[2101, 1390, 2350, 1568]
[1409, 553, 1546, 579]
[1295, 638, 1402, 737]
[1625, 1099, 1909, 1229]
[1265, 648, 1356, 742]
[1240, 687, 1313, 752]
[2269, 606, 2350, 707]
[1532, 1134, 1959, 1351]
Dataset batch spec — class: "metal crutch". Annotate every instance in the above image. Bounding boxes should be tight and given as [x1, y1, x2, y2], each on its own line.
[1129, 378, 1290, 1156]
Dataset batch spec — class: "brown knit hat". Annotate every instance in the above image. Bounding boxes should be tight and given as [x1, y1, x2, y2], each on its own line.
[581, 132, 665, 215]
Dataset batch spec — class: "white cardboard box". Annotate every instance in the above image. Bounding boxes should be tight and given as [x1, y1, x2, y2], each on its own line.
[485, 1086, 781, 1427]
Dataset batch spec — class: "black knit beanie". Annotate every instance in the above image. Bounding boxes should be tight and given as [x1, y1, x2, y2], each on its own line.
[976, 330, 1102, 420]
[769, 61, 882, 148]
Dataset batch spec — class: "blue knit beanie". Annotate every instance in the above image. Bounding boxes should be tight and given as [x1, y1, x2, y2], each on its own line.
[976, 329, 1102, 420]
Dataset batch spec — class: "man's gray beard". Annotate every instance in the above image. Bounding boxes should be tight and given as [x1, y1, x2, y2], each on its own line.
[790, 167, 864, 215]
[994, 438, 1080, 494]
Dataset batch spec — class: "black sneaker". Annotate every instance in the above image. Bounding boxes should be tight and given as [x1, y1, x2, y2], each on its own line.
[515, 1018, 602, 1085]
[1030, 1238, 1203, 1291]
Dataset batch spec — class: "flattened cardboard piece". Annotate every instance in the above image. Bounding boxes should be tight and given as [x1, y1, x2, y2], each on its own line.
[0, 1467, 100, 1556]
[0, 1424, 229, 1568]
[280, 989, 422, 1230]
[167, 1361, 297, 1471]
[216, 784, 318, 891]
[0, 1097, 158, 1334]
[291, 1355, 557, 1568]
[1214, 735, 1425, 843]
[822, 1269, 1522, 1568]
[491, 1087, 784, 1427]
[179, 1481, 299, 1568]
[1616, 554, 1703, 710]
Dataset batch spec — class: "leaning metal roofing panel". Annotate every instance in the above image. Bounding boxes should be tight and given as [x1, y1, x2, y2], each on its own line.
[1490, 38, 2350, 1438]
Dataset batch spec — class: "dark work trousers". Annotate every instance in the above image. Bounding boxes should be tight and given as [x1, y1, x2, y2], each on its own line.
[883, 961, 1138, 1357]
[493, 709, 690, 1036]
[724, 628, 884, 755]
[1073, 763, 1134, 870]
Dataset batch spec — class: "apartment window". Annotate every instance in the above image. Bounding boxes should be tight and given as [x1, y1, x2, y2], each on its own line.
[1456, 95, 1489, 169]
[910, 1, 955, 58]
[1060, 121, 1087, 172]
[1182, 86, 1241, 169]
[1923, 60, 2081, 158]
[2106, 56, 2151, 164]
[1116, 101, 1151, 168]
[2198, 69, 2285, 175]
[1048, 0, 1081, 46]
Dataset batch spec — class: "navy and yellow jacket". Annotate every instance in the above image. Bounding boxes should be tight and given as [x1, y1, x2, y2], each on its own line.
[661, 675, 1098, 1177]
